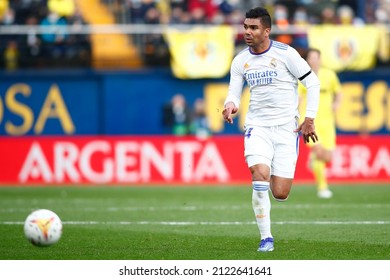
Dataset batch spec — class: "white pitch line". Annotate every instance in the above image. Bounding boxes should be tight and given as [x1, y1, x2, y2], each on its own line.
[0, 203, 389, 213]
[1, 221, 389, 226]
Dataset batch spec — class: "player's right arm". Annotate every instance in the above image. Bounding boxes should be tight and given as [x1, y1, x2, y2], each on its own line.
[223, 55, 245, 124]
[222, 102, 238, 124]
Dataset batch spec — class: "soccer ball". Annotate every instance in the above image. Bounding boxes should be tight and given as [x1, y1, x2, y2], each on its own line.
[24, 209, 63, 246]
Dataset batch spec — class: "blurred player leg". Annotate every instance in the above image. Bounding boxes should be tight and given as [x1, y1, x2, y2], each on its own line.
[311, 145, 333, 199]
[312, 156, 332, 198]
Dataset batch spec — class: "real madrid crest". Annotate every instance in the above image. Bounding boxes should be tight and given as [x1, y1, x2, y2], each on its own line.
[269, 58, 277, 68]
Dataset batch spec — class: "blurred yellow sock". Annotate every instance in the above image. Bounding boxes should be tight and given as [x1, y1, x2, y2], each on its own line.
[312, 159, 328, 191]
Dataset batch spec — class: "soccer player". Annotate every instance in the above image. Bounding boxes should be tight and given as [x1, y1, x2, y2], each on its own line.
[222, 7, 320, 252]
[298, 48, 342, 199]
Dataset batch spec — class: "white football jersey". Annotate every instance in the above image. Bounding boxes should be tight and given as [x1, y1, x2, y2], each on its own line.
[225, 40, 315, 127]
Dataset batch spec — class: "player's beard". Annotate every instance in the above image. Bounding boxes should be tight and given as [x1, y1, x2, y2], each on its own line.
[245, 36, 254, 46]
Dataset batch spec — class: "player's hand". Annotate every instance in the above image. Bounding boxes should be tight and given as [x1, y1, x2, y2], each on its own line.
[222, 102, 238, 124]
[295, 117, 318, 144]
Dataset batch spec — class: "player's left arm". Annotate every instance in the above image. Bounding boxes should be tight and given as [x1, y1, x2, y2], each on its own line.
[296, 70, 320, 144]
[286, 47, 320, 143]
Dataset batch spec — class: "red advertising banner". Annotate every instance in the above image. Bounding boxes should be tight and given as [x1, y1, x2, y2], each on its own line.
[296, 135, 390, 183]
[0, 135, 389, 185]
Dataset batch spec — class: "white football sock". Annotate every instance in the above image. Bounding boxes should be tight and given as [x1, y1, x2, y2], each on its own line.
[252, 181, 272, 240]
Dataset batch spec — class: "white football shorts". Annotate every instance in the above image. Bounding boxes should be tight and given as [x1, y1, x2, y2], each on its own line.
[244, 118, 299, 178]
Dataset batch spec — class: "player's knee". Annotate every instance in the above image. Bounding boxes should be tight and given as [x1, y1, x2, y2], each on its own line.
[274, 195, 289, 202]
[270, 180, 291, 201]
[250, 166, 270, 181]
[271, 190, 289, 201]
[252, 174, 269, 182]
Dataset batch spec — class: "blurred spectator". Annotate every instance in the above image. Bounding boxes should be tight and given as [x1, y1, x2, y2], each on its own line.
[3, 39, 19, 70]
[338, 0, 359, 16]
[170, 0, 187, 10]
[1, 7, 17, 38]
[210, 9, 227, 25]
[320, 6, 339, 24]
[142, 6, 169, 65]
[218, 0, 234, 15]
[65, 6, 91, 66]
[225, 7, 244, 25]
[155, 0, 169, 20]
[274, 0, 298, 18]
[375, 6, 389, 24]
[1, 0, 390, 70]
[301, 0, 338, 24]
[145, 6, 160, 24]
[22, 15, 43, 67]
[162, 93, 192, 135]
[337, 4, 365, 25]
[226, 8, 245, 50]
[177, 9, 192, 24]
[10, 0, 47, 24]
[128, 0, 156, 23]
[40, 11, 68, 61]
[190, 6, 207, 24]
[364, 0, 378, 23]
[373, 1, 390, 65]
[0, 7, 19, 68]
[377, 0, 390, 24]
[239, 0, 267, 12]
[47, 0, 75, 18]
[213, 0, 242, 25]
[190, 98, 211, 139]
[292, 6, 309, 53]
[0, 0, 9, 19]
[0, 0, 92, 69]
[1, 5, 14, 24]
[187, 0, 218, 23]
[273, 4, 293, 45]
[170, 6, 185, 24]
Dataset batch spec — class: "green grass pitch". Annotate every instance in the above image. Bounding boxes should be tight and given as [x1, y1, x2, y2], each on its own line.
[0, 185, 389, 260]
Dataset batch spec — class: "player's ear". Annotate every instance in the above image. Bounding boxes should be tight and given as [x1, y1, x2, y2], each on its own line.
[264, 27, 271, 37]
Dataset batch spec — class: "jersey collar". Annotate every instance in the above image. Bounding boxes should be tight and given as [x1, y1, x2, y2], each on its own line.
[249, 40, 272, 55]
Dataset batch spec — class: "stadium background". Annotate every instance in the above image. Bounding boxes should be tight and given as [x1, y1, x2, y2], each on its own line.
[0, 0, 389, 186]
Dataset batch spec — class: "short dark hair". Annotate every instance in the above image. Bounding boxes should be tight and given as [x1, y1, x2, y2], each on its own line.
[245, 7, 272, 29]
[303, 48, 321, 60]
